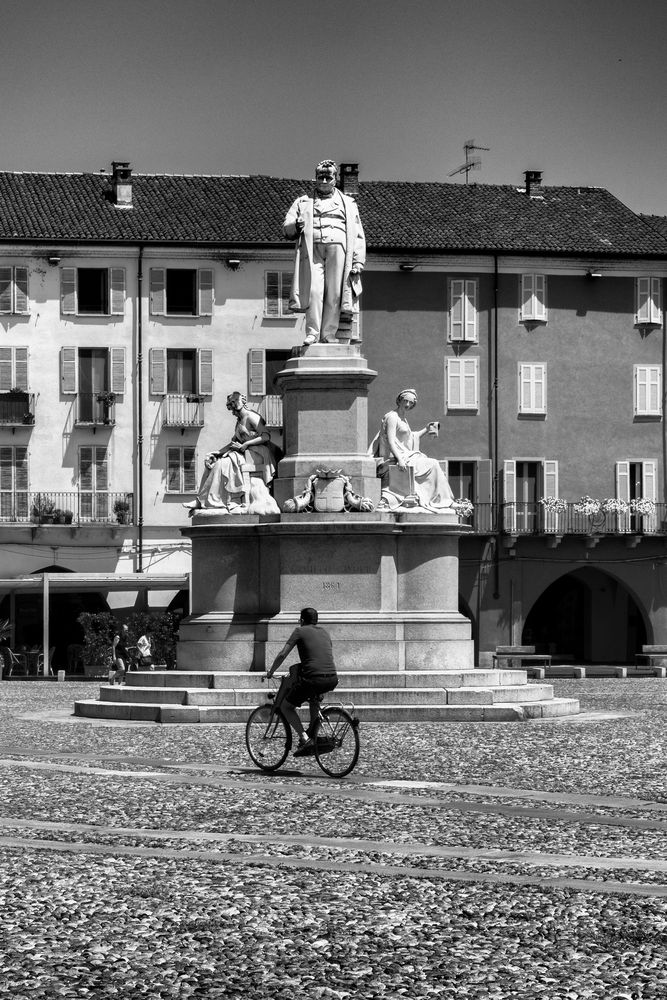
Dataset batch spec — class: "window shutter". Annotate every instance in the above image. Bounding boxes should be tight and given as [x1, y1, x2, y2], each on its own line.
[149, 348, 167, 395]
[183, 447, 197, 493]
[615, 461, 630, 502]
[642, 460, 658, 532]
[110, 347, 126, 394]
[265, 272, 280, 316]
[649, 367, 661, 414]
[109, 268, 126, 316]
[0, 268, 12, 314]
[520, 274, 533, 321]
[60, 347, 78, 394]
[462, 358, 478, 407]
[61, 268, 77, 315]
[534, 364, 546, 411]
[14, 348, 28, 391]
[14, 446, 28, 491]
[167, 447, 182, 492]
[447, 358, 462, 406]
[79, 446, 94, 490]
[197, 349, 213, 395]
[281, 272, 292, 316]
[636, 278, 650, 323]
[651, 278, 662, 324]
[503, 460, 517, 533]
[465, 280, 477, 342]
[450, 280, 464, 341]
[0, 348, 12, 391]
[519, 364, 532, 411]
[534, 275, 547, 321]
[248, 349, 266, 396]
[150, 268, 166, 316]
[198, 269, 214, 316]
[95, 447, 108, 491]
[0, 447, 13, 490]
[477, 459, 493, 505]
[14, 267, 28, 314]
[544, 460, 558, 497]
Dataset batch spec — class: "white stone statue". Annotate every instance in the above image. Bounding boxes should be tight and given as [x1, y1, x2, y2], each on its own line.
[369, 388, 454, 513]
[283, 159, 366, 346]
[183, 392, 280, 515]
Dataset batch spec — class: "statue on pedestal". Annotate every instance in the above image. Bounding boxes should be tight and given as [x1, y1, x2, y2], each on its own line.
[183, 392, 280, 515]
[369, 388, 455, 513]
[283, 159, 366, 346]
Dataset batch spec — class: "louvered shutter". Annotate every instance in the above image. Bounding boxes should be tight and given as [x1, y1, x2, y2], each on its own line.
[197, 349, 213, 395]
[265, 272, 279, 316]
[643, 460, 658, 531]
[14, 446, 28, 518]
[615, 460, 631, 533]
[13, 268, 28, 314]
[110, 348, 126, 393]
[503, 460, 517, 532]
[110, 268, 125, 316]
[61, 268, 77, 315]
[651, 278, 662, 324]
[183, 447, 197, 492]
[519, 364, 532, 411]
[447, 359, 461, 407]
[534, 275, 547, 321]
[248, 349, 266, 396]
[636, 278, 651, 323]
[14, 348, 28, 391]
[198, 269, 214, 316]
[464, 280, 477, 341]
[150, 269, 166, 316]
[543, 460, 559, 532]
[0, 348, 12, 391]
[167, 447, 182, 492]
[477, 459, 493, 532]
[463, 358, 478, 407]
[0, 268, 12, 314]
[149, 348, 167, 395]
[534, 364, 546, 412]
[520, 274, 534, 321]
[0, 447, 12, 491]
[95, 447, 108, 490]
[79, 447, 93, 490]
[281, 272, 292, 316]
[450, 280, 464, 341]
[60, 347, 78, 394]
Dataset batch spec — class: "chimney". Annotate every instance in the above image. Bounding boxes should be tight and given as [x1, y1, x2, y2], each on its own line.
[112, 161, 133, 207]
[524, 170, 543, 198]
[339, 162, 359, 197]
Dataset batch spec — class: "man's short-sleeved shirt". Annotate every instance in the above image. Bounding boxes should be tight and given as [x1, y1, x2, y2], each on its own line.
[289, 624, 337, 683]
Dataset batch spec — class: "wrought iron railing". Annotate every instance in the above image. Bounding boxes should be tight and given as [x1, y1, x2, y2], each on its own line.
[161, 394, 205, 427]
[0, 392, 36, 425]
[500, 501, 665, 536]
[75, 393, 116, 425]
[0, 491, 134, 525]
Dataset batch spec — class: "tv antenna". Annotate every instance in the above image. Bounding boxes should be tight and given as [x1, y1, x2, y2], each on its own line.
[449, 140, 490, 183]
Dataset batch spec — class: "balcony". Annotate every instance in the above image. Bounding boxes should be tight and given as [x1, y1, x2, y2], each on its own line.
[258, 394, 283, 428]
[501, 501, 666, 537]
[74, 392, 116, 426]
[0, 391, 36, 426]
[161, 394, 205, 428]
[0, 491, 134, 525]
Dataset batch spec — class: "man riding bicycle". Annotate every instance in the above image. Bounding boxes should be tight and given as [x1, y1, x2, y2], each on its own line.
[265, 607, 338, 756]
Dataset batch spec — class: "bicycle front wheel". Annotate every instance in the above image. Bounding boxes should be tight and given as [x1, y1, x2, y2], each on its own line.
[314, 707, 360, 778]
[245, 704, 291, 772]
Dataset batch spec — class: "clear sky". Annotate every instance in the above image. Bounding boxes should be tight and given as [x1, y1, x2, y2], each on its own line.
[2, 0, 667, 215]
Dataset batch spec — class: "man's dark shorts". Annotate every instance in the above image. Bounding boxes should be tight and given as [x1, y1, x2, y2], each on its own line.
[287, 675, 338, 707]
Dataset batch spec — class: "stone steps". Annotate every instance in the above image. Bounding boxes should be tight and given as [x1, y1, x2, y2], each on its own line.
[122, 668, 531, 690]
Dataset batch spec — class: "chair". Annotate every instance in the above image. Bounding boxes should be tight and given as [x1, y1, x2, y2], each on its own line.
[0, 647, 26, 678]
[36, 646, 56, 676]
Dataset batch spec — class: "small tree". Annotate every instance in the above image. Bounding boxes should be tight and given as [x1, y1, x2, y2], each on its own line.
[77, 612, 117, 666]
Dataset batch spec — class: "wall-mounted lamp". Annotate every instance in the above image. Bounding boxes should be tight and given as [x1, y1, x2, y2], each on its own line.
[47, 256, 61, 267]
[586, 268, 602, 279]
[399, 262, 416, 272]
[225, 257, 242, 271]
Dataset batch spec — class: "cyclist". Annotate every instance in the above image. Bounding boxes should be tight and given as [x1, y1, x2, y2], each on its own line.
[265, 607, 338, 756]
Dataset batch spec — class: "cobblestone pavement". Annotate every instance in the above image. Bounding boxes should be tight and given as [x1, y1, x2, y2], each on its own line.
[1, 678, 666, 999]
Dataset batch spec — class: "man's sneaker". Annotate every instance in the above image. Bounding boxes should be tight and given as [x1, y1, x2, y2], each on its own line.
[293, 737, 315, 757]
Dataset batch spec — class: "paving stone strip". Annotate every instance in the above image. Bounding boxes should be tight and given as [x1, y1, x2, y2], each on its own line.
[1, 834, 666, 899]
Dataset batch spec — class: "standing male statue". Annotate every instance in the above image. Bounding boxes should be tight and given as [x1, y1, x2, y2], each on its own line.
[283, 159, 366, 346]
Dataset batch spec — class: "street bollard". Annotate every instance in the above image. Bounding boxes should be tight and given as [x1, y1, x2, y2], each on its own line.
[57, 670, 66, 682]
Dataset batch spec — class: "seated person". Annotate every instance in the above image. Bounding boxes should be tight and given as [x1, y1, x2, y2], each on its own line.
[265, 607, 338, 756]
[183, 391, 279, 515]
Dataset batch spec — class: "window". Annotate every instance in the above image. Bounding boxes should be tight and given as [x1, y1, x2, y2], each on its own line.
[449, 279, 478, 342]
[503, 459, 558, 533]
[79, 446, 109, 520]
[0, 347, 28, 391]
[166, 446, 197, 493]
[442, 458, 493, 531]
[0, 267, 29, 315]
[0, 446, 28, 520]
[149, 269, 214, 317]
[634, 365, 662, 417]
[265, 271, 293, 317]
[247, 348, 292, 426]
[635, 277, 662, 327]
[520, 274, 547, 323]
[60, 267, 125, 316]
[149, 349, 213, 396]
[518, 363, 547, 415]
[616, 460, 657, 531]
[446, 357, 478, 410]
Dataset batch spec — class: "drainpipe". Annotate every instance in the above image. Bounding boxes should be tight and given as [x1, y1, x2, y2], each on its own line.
[137, 246, 144, 573]
[492, 252, 500, 600]
[662, 280, 666, 509]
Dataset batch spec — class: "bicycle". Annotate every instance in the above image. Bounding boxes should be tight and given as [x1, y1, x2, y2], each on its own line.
[245, 673, 360, 778]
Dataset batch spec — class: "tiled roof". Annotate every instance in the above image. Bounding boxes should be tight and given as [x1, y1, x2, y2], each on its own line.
[0, 170, 665, 257]
[640, 214, 667, 241]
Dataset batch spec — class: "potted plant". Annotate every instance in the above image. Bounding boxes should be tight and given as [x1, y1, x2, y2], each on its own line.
[31, 494, 57, 524]
[63, 509, 74, 524]
[96, 390, 117, 424]
[113, 498, 131, 524]
[52, 508, 66, 524]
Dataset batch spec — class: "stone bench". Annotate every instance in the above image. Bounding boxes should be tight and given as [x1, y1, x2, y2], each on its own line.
[634, 646, 667, 677]
[491, 646, 551, 679]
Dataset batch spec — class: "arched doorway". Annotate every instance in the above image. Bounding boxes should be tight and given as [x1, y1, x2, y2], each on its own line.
[522, 568, 647, 664]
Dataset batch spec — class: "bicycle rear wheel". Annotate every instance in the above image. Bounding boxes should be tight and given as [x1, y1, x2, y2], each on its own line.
[314, 707, 360, 778]
[245, 704, 291, 772]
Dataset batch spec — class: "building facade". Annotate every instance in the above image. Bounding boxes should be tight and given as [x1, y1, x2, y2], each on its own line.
[1, 162, 666, 667]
